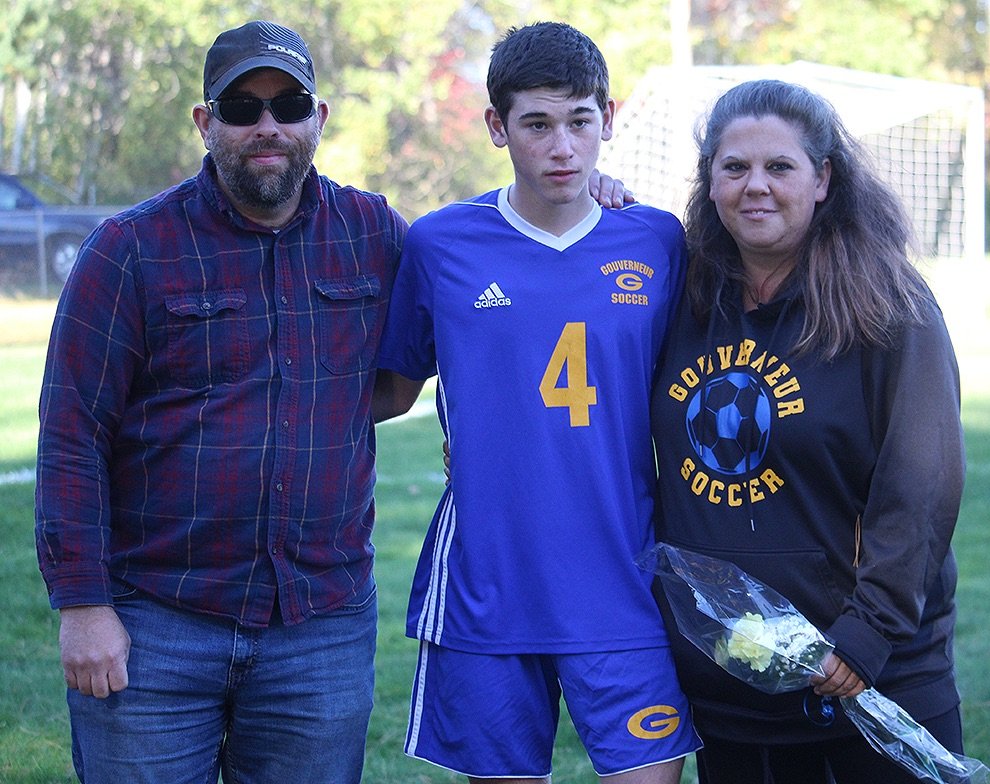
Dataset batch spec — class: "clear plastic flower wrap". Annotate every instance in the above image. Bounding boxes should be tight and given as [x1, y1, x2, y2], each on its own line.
[637, 542, 990, 784]
[841, 689, 990, 784]
[636, 541, 832, 694]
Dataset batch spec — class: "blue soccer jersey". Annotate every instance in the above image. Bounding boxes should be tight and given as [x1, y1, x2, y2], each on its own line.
[378, 188, 685, 654]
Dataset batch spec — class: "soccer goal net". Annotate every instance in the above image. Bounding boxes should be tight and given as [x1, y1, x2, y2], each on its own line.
[600, 62, 985, 261]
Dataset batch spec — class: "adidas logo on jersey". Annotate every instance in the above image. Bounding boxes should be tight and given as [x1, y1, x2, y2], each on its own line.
[474, 282, 512, 309]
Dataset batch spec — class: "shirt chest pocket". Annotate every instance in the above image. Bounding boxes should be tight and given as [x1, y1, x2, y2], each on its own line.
[164, 289, 249, 388]
[315, 275, 381, 374]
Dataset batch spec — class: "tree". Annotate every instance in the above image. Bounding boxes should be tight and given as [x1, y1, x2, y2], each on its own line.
[1, 0, 983, 220]
[0, 0, 208, 203]
[690, 0, 985, 86]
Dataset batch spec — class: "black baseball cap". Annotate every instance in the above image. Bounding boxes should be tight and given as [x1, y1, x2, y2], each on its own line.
[203, 20, 316, 102]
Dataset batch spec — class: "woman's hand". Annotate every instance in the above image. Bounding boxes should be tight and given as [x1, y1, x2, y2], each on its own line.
[811, 652, 866, 698]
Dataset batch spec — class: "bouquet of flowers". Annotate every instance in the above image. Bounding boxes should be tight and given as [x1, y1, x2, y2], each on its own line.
[637, 542, 989, 784]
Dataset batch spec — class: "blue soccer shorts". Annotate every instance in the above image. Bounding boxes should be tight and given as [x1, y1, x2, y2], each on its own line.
[404, 641, 702, 778]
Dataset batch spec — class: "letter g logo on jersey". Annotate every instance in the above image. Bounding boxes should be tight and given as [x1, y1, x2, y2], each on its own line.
[626, 704, 680, 740]
[615, 273, 643, 291]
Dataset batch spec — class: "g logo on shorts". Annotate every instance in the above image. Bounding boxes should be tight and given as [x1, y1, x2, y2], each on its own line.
[626, 704, 681, 740]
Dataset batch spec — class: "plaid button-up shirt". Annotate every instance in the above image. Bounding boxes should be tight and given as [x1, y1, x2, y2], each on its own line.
[35, 157, 407, 626]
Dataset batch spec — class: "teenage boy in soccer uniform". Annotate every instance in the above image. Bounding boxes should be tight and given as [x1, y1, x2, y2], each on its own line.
[374, 22, 702, 784]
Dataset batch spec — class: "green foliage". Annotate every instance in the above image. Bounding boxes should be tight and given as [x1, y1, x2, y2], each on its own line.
[538, 0, 678, 99]
[691, 0, 984, 87]
[745, 0, 935, 75]
[314, 0, 516, 215]
[2, 1, 983, 219]
[1, 1, 206, 200]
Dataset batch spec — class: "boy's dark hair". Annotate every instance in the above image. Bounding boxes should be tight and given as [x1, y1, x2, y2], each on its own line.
[487, 22, 609, 123]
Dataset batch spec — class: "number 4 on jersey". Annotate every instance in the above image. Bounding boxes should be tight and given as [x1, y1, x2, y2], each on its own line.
[539, 322, 598, 427]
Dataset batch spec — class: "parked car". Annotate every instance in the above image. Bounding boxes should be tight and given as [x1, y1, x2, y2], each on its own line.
[0, 173, 122, 283]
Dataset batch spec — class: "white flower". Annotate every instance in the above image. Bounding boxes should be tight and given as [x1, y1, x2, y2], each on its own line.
[725, 612, 775, 671]
[718, 611, 831, 688]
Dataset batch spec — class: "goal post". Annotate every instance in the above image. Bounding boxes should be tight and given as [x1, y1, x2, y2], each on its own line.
[600, 62, 985, 262]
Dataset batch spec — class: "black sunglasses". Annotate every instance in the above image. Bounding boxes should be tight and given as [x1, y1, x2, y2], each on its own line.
[208, 93, 316, 126]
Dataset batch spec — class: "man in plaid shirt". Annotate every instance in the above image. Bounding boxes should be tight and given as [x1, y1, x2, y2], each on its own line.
[34, 20, 407, 784]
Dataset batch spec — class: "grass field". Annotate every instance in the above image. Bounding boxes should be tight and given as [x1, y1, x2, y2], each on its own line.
[1, 281, 988, 783]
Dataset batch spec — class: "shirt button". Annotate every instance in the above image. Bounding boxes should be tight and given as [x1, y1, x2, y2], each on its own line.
[282, 420, 289, 429]
[275, 482, 283, 492]
[272, 545, 279, 554]
[285, 357, 292, 366]
[281, 296, 288, 305]
[202, 302, 212, 310]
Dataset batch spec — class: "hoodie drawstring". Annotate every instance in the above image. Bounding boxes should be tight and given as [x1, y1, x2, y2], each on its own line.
[701, 295, 793, 533]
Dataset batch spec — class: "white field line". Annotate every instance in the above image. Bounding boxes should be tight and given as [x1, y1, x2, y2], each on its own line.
[0, 468, 34, 486]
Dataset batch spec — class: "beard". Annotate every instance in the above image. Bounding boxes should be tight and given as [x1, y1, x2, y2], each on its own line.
[208, 124, 321, 211]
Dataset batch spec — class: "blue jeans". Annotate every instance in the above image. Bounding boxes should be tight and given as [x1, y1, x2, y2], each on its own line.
[67, 579, 377, 784]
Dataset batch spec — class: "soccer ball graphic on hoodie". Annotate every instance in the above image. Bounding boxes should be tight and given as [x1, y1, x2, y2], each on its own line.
[686, 372, 772, 475]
